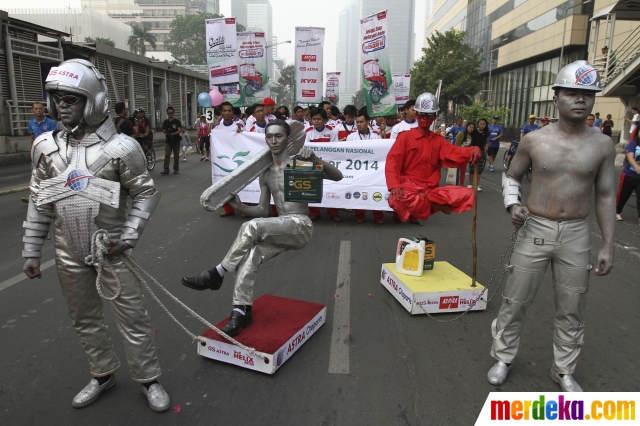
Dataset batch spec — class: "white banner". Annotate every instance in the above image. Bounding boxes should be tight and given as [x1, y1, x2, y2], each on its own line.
[326, 72, 340, 106]
[206, 17, 239, 90]
[393, 74, 411, 106]
[295, 27, 325, 104]
[210, 132, 393, 211]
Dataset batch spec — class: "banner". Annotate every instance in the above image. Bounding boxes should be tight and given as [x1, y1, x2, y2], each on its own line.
[326, 72, 340, 106]
[360, 11, 397, 117]
[393, 74, 411, 106]
[295, 27, 325, 104]
[206, 17, 241, 105]
[210, 132, 393, 211]
[237, 31, 269, 106]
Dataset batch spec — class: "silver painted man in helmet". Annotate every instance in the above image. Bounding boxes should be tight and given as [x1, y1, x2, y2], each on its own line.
[488, 61, 615, 391]
[21, 59, 170, 411]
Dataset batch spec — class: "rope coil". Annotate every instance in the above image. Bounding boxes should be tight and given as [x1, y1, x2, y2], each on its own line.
[86, 230, 269, 361]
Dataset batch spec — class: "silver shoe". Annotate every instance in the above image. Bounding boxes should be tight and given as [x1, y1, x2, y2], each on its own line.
[487, 361, 513, 386]
[71, 375, 116, 408]
[550, 368, 583, 392]
[141, 383, 171, 412]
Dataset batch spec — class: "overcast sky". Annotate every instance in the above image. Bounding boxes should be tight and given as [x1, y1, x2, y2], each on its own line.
[0, 0, 425, 71]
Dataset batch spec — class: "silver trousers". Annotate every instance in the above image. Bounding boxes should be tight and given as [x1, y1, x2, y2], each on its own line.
[54, 230, 162, 382]
[221, 215, 313, 305]
[490, 215, 592, 374]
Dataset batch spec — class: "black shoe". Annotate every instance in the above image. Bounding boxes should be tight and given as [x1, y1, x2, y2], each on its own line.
[181, 269, 223, 291]
[221, 305, 253, 337]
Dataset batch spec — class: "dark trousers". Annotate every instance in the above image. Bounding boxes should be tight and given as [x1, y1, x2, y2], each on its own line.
[163, 143, 180, 172]
[616, 173, 640, 216]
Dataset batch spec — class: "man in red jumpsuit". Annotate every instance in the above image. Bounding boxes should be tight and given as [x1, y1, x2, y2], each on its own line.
[386, 92, 481, 222]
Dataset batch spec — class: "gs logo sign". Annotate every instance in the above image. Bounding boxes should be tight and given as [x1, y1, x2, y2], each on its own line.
[294, 180, 312, 190]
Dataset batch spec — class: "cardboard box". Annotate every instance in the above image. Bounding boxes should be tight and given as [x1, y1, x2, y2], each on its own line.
[197, 294, 326, 374]
[380, 262, 487, 315]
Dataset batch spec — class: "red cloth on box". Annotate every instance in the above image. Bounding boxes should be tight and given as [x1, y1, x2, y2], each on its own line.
[386, 128, 475, 222]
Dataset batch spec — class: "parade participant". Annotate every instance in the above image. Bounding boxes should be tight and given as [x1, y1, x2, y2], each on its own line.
[305, 107, 340, 221]
[293, 106, 310, 127]
[540, 115, 550, 128]
[466, 118, 489, 191]
[135, 107, 153, 151]
[215, 102, 245, 217]
[197, 113, 212, 162]
[370, 116, 383, 132]
[382, 114, 399, 139]
[390, 99, 418, 139]
[21, 59, 170, 411]
[385, 92, 481, 222]
[348, 109, 384, 224]
[22, 102, 57, 202]
[246, 104, 268, 133]
[488, 60, 615, 392]
[318, 101, 335, 127]
[455, 122, 475, 187]
[615, 129, 640, 224]
[521, 114, 538, 136]
[181, 120, 343, 336]
[337, 105, 357, 140]
[448, 117, 466, 146]
[246, 97, 276, 128]
[178, 126, 191, 161]
[487, 115, 503, 172]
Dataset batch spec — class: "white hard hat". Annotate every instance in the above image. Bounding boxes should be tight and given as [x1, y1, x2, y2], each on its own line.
[552, 60, 602, 93]
[415, 92, 439, 113]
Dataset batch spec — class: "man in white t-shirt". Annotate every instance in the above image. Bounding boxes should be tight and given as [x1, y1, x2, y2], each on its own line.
[390, 99, 418, 139]
[337, 105, 358, 140]
[246, 97, 277, 128]
[624, 106, 639, 140]
[246, 104, 268, 133]
[214, 101, 245, 217]
[347, 109, 384, 224]
[292, 105, 310, 128]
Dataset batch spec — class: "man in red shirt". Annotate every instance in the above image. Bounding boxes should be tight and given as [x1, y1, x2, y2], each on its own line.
[386, 92, 481, 222]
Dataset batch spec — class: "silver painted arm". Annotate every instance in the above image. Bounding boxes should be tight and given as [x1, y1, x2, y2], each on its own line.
[502, 173, 522, 212]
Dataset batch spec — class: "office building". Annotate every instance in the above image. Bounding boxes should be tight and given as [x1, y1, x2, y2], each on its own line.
[336, 0, 360, 108]
[80, 0, 219, 61]
[423, 0, 639, 141]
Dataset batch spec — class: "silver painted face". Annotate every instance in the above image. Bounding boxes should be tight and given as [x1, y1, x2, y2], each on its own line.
[52, 90, 87, 128]
[554, 88, 595, 122]
[265, 125, 289, 155]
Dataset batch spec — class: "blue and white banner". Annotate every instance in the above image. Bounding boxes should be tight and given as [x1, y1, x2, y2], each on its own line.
[210, 132, 393, 210]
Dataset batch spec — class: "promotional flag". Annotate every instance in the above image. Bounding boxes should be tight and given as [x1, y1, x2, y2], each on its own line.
[326, 72, 340, 106]
[295, 27, 325, 104]
[360, 11, 397, 117]
[206, 17, 241, 105]
[237, 31, 269, 106]
[393, 74, 411, 106]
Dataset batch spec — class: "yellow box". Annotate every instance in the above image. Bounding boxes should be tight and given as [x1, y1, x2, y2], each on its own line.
[380, 262, 487, 315]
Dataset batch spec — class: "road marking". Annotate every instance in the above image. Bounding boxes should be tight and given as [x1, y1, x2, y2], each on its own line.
[328, 240, 350, 374]
[0, 259, 55, 292]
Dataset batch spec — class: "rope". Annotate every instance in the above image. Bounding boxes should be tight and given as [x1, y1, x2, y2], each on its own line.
[85, 230, 268, 361]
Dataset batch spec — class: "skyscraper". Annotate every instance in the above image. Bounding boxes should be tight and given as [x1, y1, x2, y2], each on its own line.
[81, 0, 219, 61]
[232, 0, 273, 81]
[336, 0, 360, 107]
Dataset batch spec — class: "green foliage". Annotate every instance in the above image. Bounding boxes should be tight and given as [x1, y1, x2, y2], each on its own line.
[84, 37, 115, 47]
[458, 101, 510, 125]
[165, 13, 246, 65]
[271, 65, 296, 108]
[410, 29, 482, 112]
[127, 25, 156, 56]
[352, 88, 366, 109]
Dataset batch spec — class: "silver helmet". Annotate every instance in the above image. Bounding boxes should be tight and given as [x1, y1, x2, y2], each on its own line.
[414, 92, 439, 113]
[45, 59, 110, 128]
[551, 60, 602, 92]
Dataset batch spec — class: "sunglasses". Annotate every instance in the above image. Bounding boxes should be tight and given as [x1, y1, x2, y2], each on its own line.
[417, 112, 437, 119]
[52, 94, 84, 106]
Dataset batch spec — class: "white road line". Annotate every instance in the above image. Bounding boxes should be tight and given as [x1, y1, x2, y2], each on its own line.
[328, 240, 351, 374]
[0, 259, 56, 292]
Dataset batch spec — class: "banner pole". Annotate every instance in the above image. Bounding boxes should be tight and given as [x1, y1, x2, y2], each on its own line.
[471, 163, 479, 287]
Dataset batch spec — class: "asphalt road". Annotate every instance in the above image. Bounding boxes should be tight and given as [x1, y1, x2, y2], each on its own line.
[1, 154, 639, 426]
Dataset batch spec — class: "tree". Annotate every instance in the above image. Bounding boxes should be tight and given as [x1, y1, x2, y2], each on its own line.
[84, 36, 115, 47]
[410, 29, 482, 113]
[127, 25, 157, 56]
[352, 88, 366, 109]
[458, 101, 511, 125]
[165, 13, 246, 65]
[271, 65, 296, 108]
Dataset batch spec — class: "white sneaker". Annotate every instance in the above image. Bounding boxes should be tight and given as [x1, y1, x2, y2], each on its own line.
[489, 166, 495, 172]
[467, 185, 473, 189]
[478, 186, 482, 192]
[182, 157, 187, 162]
[616, 214, 623, 221]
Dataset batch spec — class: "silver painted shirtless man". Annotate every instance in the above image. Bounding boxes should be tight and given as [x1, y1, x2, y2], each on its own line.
[488, 61, 616, 391]
[181, 120, 343, 336]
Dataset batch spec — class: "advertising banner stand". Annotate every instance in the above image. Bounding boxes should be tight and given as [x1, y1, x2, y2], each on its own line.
[295, 27, 325, 104]
[206, 17, 241, 105]
[393, 74, 411, 107]
[237, 31, 269, 106]
[326, 72, 341, 106]
[360, 11, 397, 117]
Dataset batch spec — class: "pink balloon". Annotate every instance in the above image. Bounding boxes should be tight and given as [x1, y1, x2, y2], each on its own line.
[209, 89, 223, 106]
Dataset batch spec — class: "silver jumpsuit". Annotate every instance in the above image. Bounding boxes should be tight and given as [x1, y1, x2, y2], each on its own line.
[23, 118, 162, 382]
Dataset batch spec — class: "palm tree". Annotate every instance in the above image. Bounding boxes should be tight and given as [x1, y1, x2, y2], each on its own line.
[127, 25, 157, 56]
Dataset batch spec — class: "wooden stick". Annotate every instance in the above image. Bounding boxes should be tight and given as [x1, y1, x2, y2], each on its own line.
[471, 163, 479, 287]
